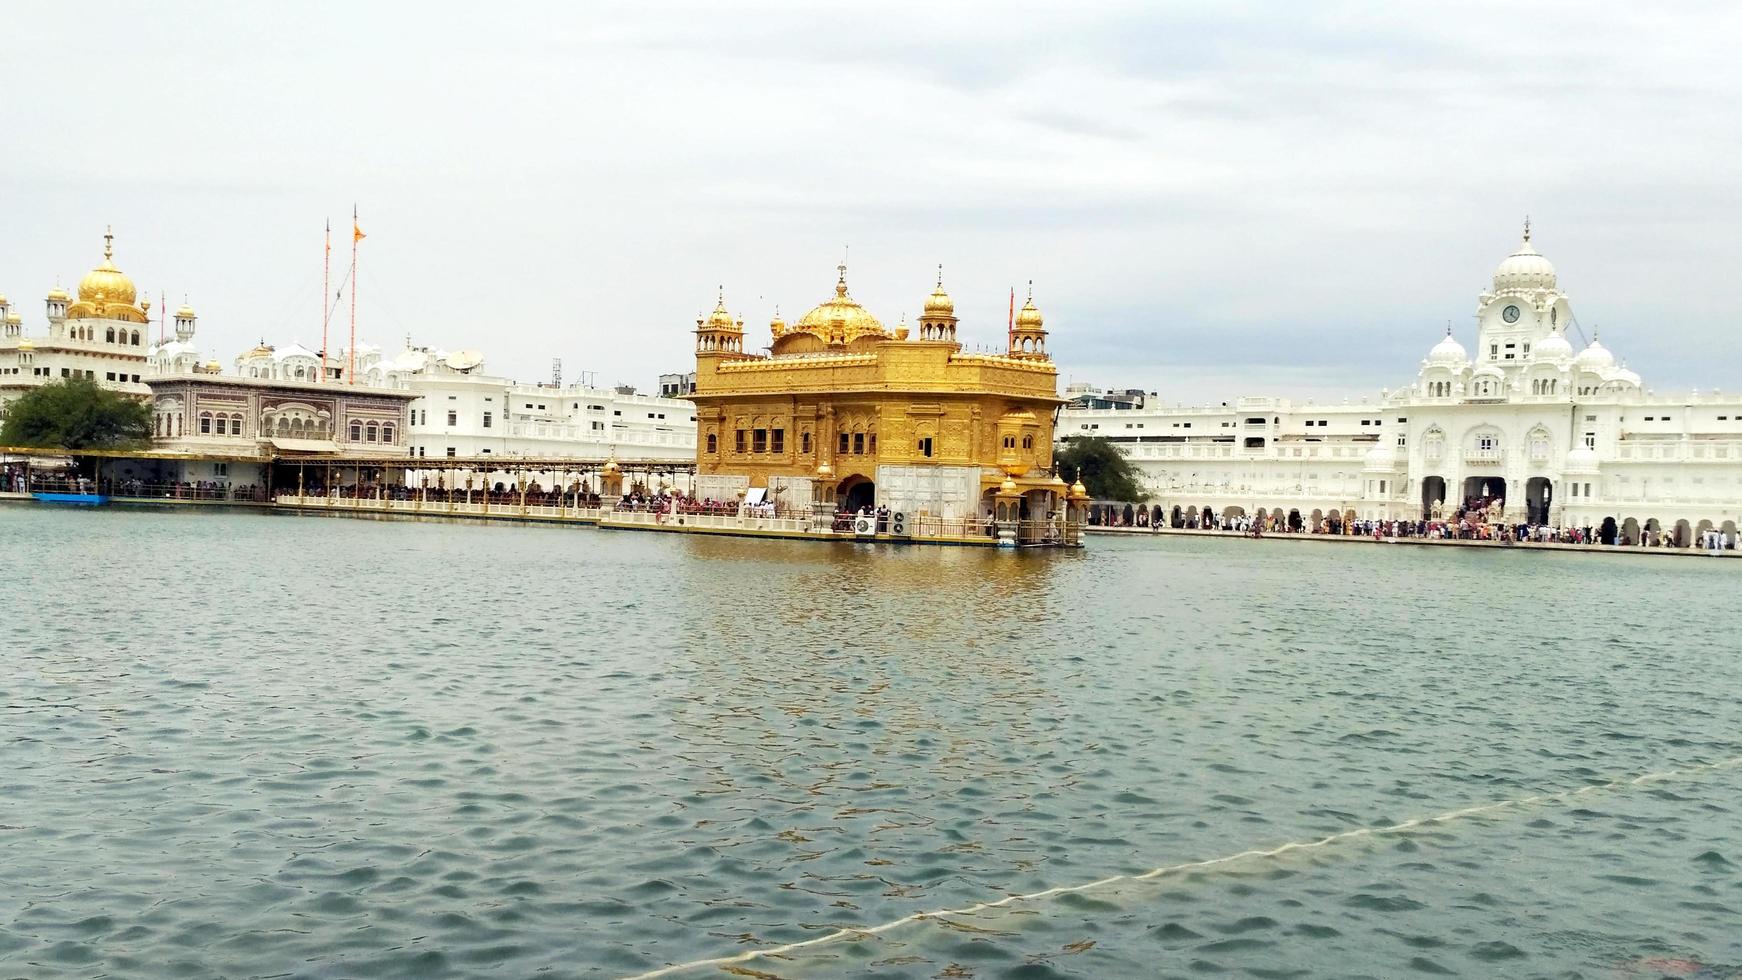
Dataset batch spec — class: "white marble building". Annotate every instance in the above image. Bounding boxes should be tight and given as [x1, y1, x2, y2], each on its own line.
[0, 231, 170, 423]
[1061, 225, 1742, 546]
[233, 341, 698, 464]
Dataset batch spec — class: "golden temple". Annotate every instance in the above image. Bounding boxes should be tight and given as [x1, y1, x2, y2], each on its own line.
[689, 263, 1084, 541]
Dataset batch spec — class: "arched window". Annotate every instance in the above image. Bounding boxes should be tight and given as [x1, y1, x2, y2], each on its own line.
[199, 412, 212, 434]
[231, 414, 244, 436]
[381, 424, 394, 444]
[349, 421, 362, 441]
[1022, 435, 1033, 449]
[706, 433, 717, 453]
[277, 418, 290, 437]
[800, 432, 810, 453]
[105, 328, 116, 343]
[130, 331, 140, 346]
[366, 422, 379, 442]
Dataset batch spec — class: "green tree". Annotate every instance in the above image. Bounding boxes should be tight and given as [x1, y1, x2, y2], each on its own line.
[1055, 435, 1147, 501]
[0, 378, 151, 450]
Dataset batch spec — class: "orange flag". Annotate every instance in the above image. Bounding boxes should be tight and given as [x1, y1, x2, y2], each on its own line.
[353, 221, 366, 243]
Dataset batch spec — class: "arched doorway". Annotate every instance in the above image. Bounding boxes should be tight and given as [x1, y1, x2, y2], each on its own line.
[1288, 508, 1302, 531]
[1170, 505, 1183, 528]
[1673, 519, 1692, 548]
[1420, 475, 1446, 519]
[1621, 517, 1640, 546]
[1525, 477, 1553, 524]
[839, 476, 875, 513]
[1462, 476, 1506, 512]
[1644, 517, 1663, 546]
[1151, 505, 1164, 526]
[1599, 516, 1618, 545]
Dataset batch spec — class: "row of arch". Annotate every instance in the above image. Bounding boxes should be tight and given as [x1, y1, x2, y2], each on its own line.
[63, 324, 145, 346]
[1612, 517, 1739, 548]
[346, 420, 397, 444]
[1086, 501, 1740, 550]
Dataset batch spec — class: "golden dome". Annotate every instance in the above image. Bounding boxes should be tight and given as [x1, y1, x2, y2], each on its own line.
[5, 311, 20, 325]
[702, 287, 738, 331]
[1071, 479, 1088, 498]
[176, 304, 197, 319]
[793, 264, 887, 344]
[68, 229, 146, 324]
[17, 338, 34, 351]
[47, 285, 69, 302]
[769, 307, 787, 338]
[248, 341, 274, 357]
[1015, 288, 1043, 330]
[203, 360, 222, 373]
[923, 265, 954, 317]
[0, 293, 8, 306]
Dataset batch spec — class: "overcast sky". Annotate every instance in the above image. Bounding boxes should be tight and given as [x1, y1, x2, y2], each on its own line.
[5, 2, 1740, 403]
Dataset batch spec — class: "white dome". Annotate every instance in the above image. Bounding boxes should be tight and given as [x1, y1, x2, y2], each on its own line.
[1607, 363, 1641, 387]
[1573, 338, 1615, 372]
[1564, 446, 1599, 473]
[1362, 444, 1399, 471]
[1426, 331, 1467, 366]
[1493, 235, 1557, 293]
[274, 343, 320, 361]
[1534, 331, 1573, 361]
[1472, 363, 1504, 379]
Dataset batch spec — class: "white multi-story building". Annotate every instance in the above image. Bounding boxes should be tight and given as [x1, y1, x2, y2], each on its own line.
[232, 342, 698, 463]
[0, 231, 175, 422]
[1061, 224, 1742, 547]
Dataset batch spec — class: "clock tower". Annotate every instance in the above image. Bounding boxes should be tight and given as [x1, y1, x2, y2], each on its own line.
[1474, 219, 1575, 378]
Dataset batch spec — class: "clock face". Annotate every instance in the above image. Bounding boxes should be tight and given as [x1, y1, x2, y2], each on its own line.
[1502, 305, 1521, 323]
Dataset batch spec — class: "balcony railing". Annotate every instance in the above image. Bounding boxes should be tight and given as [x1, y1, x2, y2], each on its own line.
[1464, 448, 1503, 464]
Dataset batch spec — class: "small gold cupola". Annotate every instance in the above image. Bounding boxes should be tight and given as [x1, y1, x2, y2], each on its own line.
[1009, 281, 1048, 359]
[918, 264, 958, 343]
[695, 286, 745, 355]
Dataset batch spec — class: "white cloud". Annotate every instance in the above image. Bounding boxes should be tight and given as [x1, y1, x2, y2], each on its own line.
[3, 1, 1739, 401]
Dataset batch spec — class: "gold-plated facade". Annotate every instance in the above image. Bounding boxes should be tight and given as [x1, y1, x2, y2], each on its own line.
[691, 265, 1064, 509]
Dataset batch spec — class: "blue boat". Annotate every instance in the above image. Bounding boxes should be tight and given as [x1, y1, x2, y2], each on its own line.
[32, 492, 110, 506]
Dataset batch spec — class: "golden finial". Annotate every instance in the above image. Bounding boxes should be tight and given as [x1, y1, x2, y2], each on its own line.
[1026, 279, 1034, 301]
[936, 263, 944, 288]
[835, 261, 849, 298]
[103, 226, 114, 262]
[1523, 215, 1531, 242]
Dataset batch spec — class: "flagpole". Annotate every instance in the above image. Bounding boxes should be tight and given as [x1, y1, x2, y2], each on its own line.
[348, 205, 358, 385]
[321, 219, 331, 383]
[1008, 287, 1015, 352]
[159, 289, 166, 344]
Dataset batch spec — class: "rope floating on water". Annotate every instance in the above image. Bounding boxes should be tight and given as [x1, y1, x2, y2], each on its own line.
[622, 754, 1742, 979]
